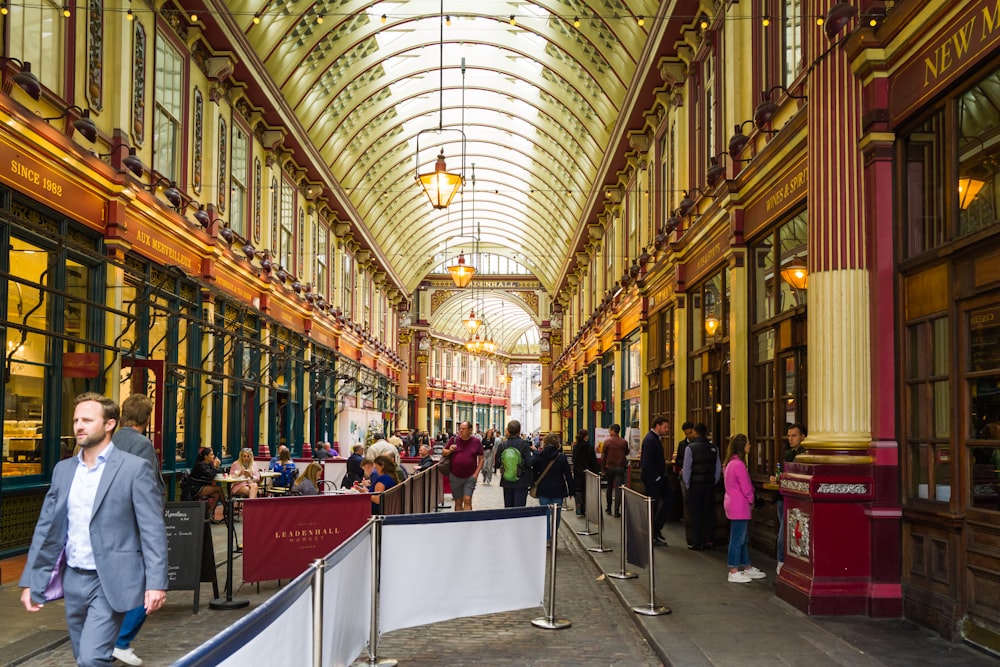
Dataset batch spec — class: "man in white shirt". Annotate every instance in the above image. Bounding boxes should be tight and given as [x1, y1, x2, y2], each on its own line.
[20, 392, 167, 666]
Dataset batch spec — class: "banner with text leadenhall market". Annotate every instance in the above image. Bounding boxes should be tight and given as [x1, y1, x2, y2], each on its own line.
[242, 495, 371, 582]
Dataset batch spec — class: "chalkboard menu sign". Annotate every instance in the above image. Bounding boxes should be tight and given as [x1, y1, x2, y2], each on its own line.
[164, 501, 215, 612]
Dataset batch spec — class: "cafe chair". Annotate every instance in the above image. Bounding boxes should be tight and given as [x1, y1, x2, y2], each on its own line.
[319, 480, 337, 494]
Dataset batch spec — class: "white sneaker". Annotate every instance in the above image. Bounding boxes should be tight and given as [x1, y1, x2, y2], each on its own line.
[776, 562, 783, 575]
[728, 571, 752, 583]
[743, 566, 767, 579]
[113, 647, 144, 666]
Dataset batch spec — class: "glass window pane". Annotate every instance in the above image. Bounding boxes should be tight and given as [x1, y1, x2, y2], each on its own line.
[934, 446, 952, 502]
[957, 70, 1000, 236]
[778, 212, 808, 313]
[753, 239, 774, 323]
[970, 447, 999, 510]
[932, 317, 949, 375]
[903, 112, 946, 257]
[970, 306, 1000, 373]
[933, 380, 950, 438]
[912, 443, 930, 499]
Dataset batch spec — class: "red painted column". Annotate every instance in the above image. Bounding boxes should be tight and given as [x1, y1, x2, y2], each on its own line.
[776, 5, 901, 617]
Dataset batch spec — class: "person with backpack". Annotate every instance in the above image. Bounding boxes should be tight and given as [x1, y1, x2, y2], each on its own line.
[494, 419, 534, 507]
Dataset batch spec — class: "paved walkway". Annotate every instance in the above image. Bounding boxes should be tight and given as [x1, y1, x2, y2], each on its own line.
[1, 481, 997, 666]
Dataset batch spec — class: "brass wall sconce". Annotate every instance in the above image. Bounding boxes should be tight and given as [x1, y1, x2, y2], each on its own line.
[823, 2, 858, 40]
[100, 143, 144, 177]
[1, 57, 41, 100]
[754, 86, 807, 131]
[43, 104, 97, 142]
[729, 120, 755, 157]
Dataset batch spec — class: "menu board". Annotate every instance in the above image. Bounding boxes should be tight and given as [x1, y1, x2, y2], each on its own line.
[164, 501, 216, 611]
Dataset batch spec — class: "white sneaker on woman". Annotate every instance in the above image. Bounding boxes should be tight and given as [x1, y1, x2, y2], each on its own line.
[743, 566, 767, 579]
[728, 571, 752, 583]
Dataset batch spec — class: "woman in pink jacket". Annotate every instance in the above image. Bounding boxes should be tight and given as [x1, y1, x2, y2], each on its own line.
[723, 434, 766, 583]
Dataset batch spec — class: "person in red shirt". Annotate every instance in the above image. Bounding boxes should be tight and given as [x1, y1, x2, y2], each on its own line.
[441, 421, 484, 511]
[601, 424, 630, 517]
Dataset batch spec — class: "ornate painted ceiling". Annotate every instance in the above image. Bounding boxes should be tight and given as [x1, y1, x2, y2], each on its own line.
[214, 0, 698, 352]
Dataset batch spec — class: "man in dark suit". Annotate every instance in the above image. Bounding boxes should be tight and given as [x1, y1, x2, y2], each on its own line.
[682, 422, 722, 551]
[20, 392, 168, 667]
[109, 393, 163, 665]
[640, 415, 672, 546]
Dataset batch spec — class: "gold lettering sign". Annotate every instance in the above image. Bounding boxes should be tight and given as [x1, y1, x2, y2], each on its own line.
[0, 134, 105, 230]
[766, 167, 808, 213]
[214, 273, 257, 303]
[893, 0, 1000, 122]
[132, 227, 199, 273]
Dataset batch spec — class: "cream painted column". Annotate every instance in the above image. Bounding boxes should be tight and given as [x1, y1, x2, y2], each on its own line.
[201, 292, 218, 450]
[799, 10, 871, 461]
[728, 255, 749, 435]
[673, 298, 688, 427]
[103, 244, 126, 403]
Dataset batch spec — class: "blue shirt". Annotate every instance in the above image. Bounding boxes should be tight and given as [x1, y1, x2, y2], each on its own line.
[66, 443, 115, 570]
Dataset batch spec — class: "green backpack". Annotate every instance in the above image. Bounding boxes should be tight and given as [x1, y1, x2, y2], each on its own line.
[501, 443, 523, 482]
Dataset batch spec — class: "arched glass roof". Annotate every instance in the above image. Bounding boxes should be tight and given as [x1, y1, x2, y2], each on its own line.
[224, 0, 691, 343]
[212, 0, 701, 349]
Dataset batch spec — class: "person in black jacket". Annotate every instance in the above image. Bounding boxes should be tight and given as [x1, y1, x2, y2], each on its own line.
[640, 415, 672, 545]
[571, 429, 599, 516]
[531, 432, 574, 546]
[494, 420, 534, 507]
[682, 423, 722, 551]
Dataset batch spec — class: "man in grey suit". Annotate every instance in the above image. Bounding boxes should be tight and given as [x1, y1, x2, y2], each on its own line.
[20, 392, 168, 667]
[108, 393, 163, 665]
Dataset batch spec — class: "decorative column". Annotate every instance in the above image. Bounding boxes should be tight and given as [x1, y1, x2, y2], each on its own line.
[415, 333, 430, 434]
[776, 6, 899, 617]
[539, 333, 552, 434]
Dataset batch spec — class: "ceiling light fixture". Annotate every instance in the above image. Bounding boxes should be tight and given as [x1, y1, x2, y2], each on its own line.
[780, 257, 809, 290]
[415, 2, 465, 210]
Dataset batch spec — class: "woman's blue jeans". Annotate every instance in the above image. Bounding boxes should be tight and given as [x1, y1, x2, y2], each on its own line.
[727, 519, 750, 568]
[537, 496, 563, 542]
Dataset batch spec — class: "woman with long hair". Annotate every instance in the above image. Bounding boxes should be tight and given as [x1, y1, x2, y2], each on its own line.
[229, 448, 260, 498]
[531, 433, 575, 545]
[293, 462, 322, 495]
[190, 447, 225, 521]
[723, 434, 766, 583]
[364, 455, 399, 514]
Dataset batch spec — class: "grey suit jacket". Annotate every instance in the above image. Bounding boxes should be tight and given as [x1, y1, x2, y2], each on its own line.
[112, 426, 166, 501]
[19, 445, 169, 611]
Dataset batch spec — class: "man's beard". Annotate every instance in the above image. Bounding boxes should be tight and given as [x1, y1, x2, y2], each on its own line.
[77, 431, 107, 449]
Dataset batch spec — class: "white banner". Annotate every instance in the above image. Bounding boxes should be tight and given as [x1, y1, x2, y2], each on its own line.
[594, 427, 610, 460]
[211, 587, 313, 667]
[378, 512, 547, 633]
[322, 532, 373, 667]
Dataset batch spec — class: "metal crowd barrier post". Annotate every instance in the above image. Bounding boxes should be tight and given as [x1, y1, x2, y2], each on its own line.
[607, 493, 637, 580]
[532, 504, 572, 629]
[352, 516, 397, 667]
[632, 494, 671, 616]
[585, 471, 611, 553]
[311, 558, 325, 667]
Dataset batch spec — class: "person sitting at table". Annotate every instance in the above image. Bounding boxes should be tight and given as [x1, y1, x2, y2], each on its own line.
[314, 442, 332, 461]
[229, 447, 260, 499]
[342, 444, 365, 488]
[293, 462, 322, 495]
[415, 444, 435, 472]
[268, 444, 289, 468]
[363, 455, 399, 514]
[191, 447, 225, 521]
[272, 448, 298, 491]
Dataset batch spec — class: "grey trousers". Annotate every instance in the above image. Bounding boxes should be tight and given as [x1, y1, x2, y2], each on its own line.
[64, 567, 126, 667]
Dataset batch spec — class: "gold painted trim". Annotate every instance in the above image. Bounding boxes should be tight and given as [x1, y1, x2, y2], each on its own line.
[796, 454, 874, 465]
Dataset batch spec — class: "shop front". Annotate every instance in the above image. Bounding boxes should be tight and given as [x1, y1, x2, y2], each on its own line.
[883, 0, 1000, 648]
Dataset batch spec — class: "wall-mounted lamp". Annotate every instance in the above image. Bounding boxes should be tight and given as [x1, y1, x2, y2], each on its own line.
[958, 176, 987, 210]
[0, 58, 41, 100]
[706, 154, 728, 188]
[754, 86, 807, 131]
[824, 2, 858, 40]
[728, 120, 755, 157]
[100, 143, 144, 177]
[193, 205, 211, 229]
[780, 257, 809, 290]
[42, 105, 98, 142]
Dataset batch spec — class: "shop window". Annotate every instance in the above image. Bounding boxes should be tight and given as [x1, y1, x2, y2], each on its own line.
[341, 252, 354, 317]
[626, 337, 641, 389]
[904, 316, 951, 502]
[903, 112, 947, 257]
[749, 213, 807, 476]
[957, 71, 1000, 237]
[153, 33, 185, 182]
[969, 304, 1000, 511]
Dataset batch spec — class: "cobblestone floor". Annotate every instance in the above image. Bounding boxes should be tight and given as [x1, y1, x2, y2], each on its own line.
[14, 480, 663, 666]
